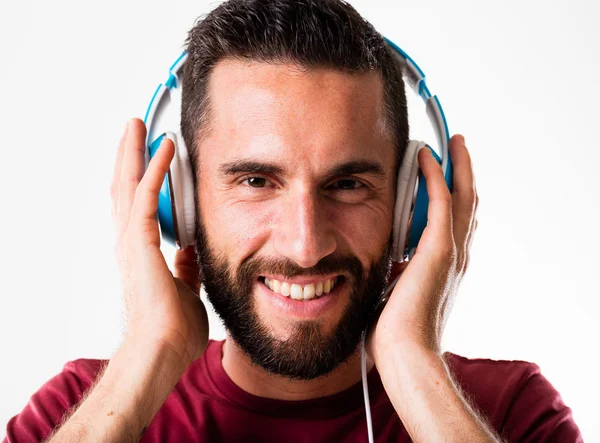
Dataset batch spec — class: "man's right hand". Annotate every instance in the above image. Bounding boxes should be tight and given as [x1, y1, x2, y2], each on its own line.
[110, 118, 209, 368]
[44, 120, 209, 442]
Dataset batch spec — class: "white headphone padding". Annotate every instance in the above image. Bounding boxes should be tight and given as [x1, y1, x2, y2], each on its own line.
[165, 131, 196, 249]
[392, 140, 426, 262]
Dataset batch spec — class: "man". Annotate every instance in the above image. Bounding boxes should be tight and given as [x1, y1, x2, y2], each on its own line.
[4, 0, 582, 442]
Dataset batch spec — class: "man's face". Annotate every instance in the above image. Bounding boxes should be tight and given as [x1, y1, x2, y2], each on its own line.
[195, 60, 397, 380]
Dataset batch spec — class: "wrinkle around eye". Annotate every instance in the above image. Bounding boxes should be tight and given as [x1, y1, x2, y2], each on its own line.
[322, 178, 392, 206]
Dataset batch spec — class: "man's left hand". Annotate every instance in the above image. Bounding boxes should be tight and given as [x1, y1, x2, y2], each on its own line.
[367, 134, 478, 362]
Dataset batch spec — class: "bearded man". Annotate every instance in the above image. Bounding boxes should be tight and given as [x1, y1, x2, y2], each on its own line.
[4, 0, 581, 442]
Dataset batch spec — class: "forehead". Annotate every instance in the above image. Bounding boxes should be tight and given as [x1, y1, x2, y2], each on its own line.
[199, 59, 394, 170]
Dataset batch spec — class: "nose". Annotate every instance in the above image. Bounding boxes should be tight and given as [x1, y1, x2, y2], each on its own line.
[272, 189, 336, 268]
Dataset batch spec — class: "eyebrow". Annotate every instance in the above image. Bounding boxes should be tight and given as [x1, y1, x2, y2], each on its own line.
[330, 160, 385, 178]
[219, 159, 386, 179]
[219, 160, 285, 177]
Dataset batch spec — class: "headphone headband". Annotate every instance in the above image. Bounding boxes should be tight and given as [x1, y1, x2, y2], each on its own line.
[383, 38, 452, 188]
[144, 51, 188, 167]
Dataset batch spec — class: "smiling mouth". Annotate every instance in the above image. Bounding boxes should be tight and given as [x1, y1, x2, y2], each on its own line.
[260, 276, 343, 301]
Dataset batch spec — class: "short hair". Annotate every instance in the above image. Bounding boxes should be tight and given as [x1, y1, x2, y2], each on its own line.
[181, 0, 408, 171]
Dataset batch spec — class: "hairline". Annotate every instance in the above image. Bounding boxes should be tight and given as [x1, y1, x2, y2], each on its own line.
[189, 56, 397, 165]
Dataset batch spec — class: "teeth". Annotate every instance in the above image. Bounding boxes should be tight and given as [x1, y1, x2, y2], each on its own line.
[272, 279, 281, 293]
[290, 284, 303, 300]
[263, 277, 338, 300]
[303, 283, 316, 300]
[316, 281, 323, 296]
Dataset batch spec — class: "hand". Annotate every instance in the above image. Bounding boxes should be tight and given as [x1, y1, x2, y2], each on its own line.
[110, 118, 209, 367]
[367, 134, 478, 361]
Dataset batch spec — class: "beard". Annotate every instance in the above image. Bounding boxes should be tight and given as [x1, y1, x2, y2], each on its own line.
[195, 219, 392, 381]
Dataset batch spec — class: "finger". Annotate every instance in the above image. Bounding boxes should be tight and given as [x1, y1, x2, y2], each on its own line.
[463, 197, 479, 272]
[117, 119, 148, 235]
[173, 245, 201, 293]
[469, 218, 478, 249]
[129, 137, 175, 246]
[416, 147, 454, 258]
[111, 121, 130, 220]
[449, 135, 476, 251]
[465, 187, 479, 251]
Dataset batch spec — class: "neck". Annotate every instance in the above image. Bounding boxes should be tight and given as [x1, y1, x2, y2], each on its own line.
[221, 334, 374, 401]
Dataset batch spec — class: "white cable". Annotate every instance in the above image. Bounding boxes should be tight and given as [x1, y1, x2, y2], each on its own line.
[361, 331, 374, 443]
[361, 274, 403, 442]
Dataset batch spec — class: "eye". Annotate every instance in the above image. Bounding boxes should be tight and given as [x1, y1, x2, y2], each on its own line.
[331, 178, 364, 190]
[243, 177, 271, 188]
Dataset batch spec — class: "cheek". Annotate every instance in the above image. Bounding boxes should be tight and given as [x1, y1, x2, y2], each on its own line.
[203, 197, 275, 259]
[327, 201, 393, 259]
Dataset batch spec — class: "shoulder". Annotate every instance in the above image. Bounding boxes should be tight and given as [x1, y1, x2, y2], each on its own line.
[48, 358, 108, 406]
[445, 353, 583, 442]
[62, 358, 107, 383]
[444, 353, 540, 400]
[4, 358, 107, 443]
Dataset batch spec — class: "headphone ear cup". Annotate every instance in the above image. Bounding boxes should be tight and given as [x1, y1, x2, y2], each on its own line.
[148, 134, 178, 247]
[392, 140, 426, 262]
[165, 131, 197, 249]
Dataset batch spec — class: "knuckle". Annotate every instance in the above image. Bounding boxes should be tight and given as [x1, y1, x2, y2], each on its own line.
[461, 212, 473, 230]
[438, 192, 453, 207]
[139, 222, 155, 237]
[467, 187, 476, 202]
[450, 245, 458, 264]
[457, 251, 468, 273]
[458, 185, 475, 206]
[464, 253, 471, 270]
[120, 175, 140, 191]
[436, 241, 456, 263]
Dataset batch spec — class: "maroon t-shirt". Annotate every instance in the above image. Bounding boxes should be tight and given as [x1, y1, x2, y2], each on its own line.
[4, 340, 582, 442]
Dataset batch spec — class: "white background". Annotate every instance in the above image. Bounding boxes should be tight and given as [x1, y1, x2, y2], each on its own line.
[1, 0, 598, 440]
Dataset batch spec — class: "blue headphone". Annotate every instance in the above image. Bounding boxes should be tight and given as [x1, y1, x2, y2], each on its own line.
[143, 37, 453, 263]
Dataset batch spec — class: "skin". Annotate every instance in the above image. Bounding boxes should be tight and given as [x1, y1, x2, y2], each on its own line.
[46, 61, 496, 442]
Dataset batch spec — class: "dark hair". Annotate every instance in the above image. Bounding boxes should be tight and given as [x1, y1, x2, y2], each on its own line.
[181, 0, 408, 170]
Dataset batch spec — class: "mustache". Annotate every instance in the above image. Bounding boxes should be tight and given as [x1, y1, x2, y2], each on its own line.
[239, 252, 365, 281]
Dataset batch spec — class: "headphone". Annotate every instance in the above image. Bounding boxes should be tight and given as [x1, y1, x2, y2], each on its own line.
[143, 38, 452, 264]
